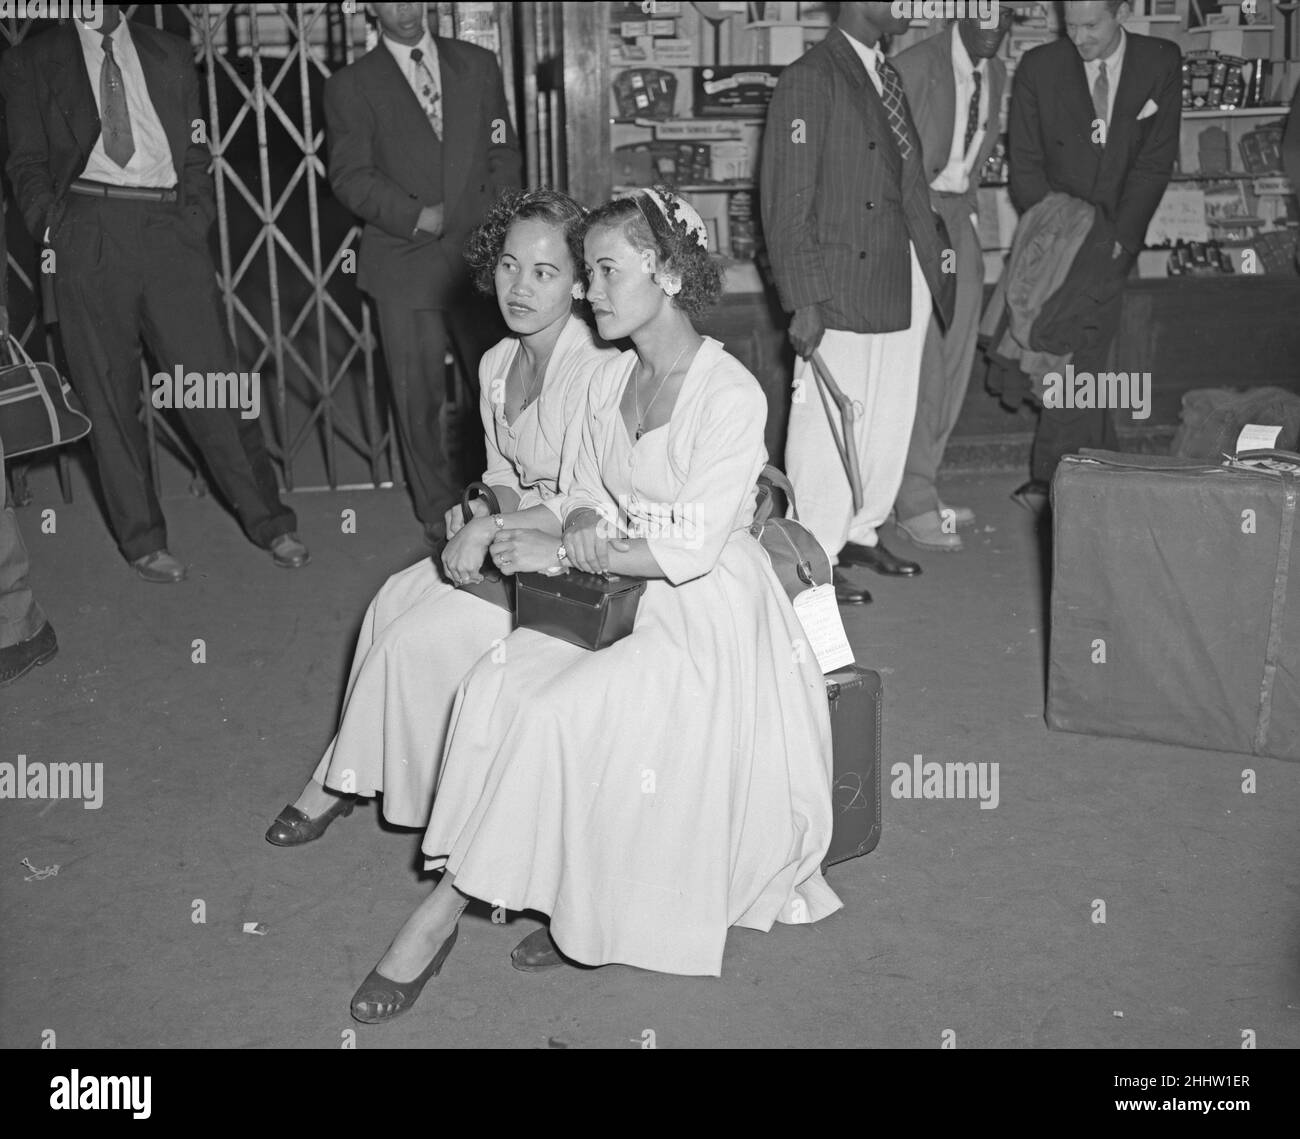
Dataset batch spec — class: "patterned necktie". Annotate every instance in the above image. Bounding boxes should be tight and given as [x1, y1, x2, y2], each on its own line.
[876, 57, 914, 161]
[409, 47, 442, 141]
[1092, 59, 1109, 145]
[964, 68, 982, 156]
[100, 33, 135, 167]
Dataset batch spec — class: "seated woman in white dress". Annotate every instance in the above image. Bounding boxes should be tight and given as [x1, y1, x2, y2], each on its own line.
[349, 189, 842, 1023]
[264, 189, 616, 845]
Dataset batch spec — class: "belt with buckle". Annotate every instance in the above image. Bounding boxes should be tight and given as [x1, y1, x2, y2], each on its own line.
[69, 178, 178, 203]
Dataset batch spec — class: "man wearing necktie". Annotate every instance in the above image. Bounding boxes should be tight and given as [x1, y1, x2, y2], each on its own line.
[325, 2, 521, 544]
[891, 11, 1011, 552]
[1006, 0, 1180, 510]
[0, 5, 309, 582]
[762, 2, 956, 606]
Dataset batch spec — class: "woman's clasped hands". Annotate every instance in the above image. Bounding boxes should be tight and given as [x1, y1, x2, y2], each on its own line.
[561, 508, 631, 576]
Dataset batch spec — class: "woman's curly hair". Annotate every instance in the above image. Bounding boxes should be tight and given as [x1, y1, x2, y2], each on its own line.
[463, 188, 588, 296]
[583, 188, 724, 319]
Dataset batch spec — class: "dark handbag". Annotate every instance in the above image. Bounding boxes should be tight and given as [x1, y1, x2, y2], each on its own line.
[750, 464, 832, 602]
[451, 481, 514, 613]
[0, 335, 91, 458]
[515, 567, 646, 651]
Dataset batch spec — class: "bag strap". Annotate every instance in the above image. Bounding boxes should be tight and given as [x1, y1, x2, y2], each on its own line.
[461, 480, 501, 523]
[4, 335, 38, 370]
[754, 463, 799, 526]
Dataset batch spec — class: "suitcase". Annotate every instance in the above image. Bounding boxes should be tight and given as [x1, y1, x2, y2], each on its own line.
[822, 665, 883, 868]
[1049, 449, 1300, 761]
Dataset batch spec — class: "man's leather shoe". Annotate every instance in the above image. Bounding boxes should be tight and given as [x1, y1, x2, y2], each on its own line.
[132, 549, 187, 583]
[938, 501, 976, 528]
[832, 570, 872, 606]
[839, 541, 921, 577]
[0, 621, 58, 687]
[897, 510, 963, 552]
[270, 532, 310, 569]
[1011, 479, 1050, 515]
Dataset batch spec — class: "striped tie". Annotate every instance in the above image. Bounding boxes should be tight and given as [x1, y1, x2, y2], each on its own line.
[876, 58, 914, 161]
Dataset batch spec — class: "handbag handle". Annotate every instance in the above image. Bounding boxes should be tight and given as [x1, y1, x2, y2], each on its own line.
[461, 480, 501, 523]
[3, 334, 41, 372]
[754, 464, 800, 527]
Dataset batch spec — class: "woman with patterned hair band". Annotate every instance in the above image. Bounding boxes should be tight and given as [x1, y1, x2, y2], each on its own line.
[349, 187, 841, 1024]
[264, 188, 616, 846]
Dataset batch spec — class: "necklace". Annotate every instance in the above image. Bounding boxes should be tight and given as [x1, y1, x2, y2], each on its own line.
[634, 344, 691, 440]
[515, 344, 553, 412]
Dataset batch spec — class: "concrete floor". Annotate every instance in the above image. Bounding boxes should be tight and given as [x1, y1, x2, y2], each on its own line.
[2, 463, 1298, 1050]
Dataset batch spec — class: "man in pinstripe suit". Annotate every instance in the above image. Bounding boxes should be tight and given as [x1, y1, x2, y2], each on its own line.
[762, 1, 956, 605]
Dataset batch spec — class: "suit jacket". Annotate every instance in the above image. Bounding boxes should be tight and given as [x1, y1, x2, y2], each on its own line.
[892, 24, 1007, 213]
[324, 36, 522, 310]
[760, 30, 956, 334]
[0, 22, 215, 244]
[1008, 31, 1181, 259]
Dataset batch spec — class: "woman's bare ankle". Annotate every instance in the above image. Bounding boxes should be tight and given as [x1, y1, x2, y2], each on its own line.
[293, 779, 343, 818]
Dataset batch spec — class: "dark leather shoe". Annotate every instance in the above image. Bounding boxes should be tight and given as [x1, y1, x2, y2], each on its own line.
[1011, 479, 1050, 515]
[132, 549, 187, 583]
[265, 795, 356, 846]
[269, 532, 310, 569]
[832, 570, 872, 606]
[839, 541, 921, 577]
[0, 621, 58, 687]
[351, 925, 459, 1024]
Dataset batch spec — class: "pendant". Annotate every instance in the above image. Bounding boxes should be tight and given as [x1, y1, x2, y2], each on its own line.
[635, 424, 643, 441]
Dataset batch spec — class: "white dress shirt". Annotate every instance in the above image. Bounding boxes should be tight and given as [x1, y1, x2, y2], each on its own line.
[931, 25, 989, 195]
[75, 18, 175, 187]
[1083, 26, 1127, 128]
[382, 28, 441, 125]
[839, 26, 886, 98]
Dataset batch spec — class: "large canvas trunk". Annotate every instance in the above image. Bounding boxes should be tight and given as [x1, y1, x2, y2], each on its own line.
[1048, 450, 1300, 761]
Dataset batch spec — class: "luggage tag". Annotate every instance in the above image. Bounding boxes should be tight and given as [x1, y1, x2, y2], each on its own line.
[792, 584, 856, 674]
[1237, 423, 1283, 452]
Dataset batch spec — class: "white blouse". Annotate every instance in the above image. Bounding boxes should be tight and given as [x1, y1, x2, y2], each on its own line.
[477, 314, 617, 519]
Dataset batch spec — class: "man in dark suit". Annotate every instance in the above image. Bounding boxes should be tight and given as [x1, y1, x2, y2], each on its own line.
[0, 176, 59, 685]
[0, 5, 308, 582]
[893, 11, 1011, 551]
[325, 2, 521, 543]
[762, 1, 956, 605]
[1008, 0, 1181, 509]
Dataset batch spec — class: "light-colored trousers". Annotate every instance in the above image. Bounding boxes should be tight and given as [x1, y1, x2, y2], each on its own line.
[786, 242, 932, 564]
[896, 198, 984, 522]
